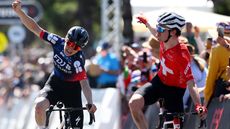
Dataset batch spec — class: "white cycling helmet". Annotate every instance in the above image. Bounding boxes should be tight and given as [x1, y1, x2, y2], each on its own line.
[157, 12, 186, 31]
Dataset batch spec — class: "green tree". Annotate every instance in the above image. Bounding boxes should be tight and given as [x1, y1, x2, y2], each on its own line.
[32, 0, 134, 57]
[212, 0, 230, 16]
[38, 0, 100, 57]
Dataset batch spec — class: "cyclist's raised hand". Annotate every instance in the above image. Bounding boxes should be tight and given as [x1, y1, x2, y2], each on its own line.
[195, 104, 207, 120]
[136, 13, 158, 37]
[12, 0, 22, 13]
[136, 14, 148, 25]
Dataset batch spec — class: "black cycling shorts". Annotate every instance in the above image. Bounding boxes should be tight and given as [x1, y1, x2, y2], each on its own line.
[39, 74, 83, 128]
[135, 75, 186, 113]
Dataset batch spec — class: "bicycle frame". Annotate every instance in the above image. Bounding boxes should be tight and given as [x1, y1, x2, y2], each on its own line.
[45, 102, 95, 129]
[156, 99, 206, 129]
[157, 111, 185, 129]
[163, 120, 178, 129]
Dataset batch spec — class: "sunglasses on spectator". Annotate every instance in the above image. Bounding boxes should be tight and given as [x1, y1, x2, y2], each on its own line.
[66, 40, 80, 50]
[156, 25, 169, 33]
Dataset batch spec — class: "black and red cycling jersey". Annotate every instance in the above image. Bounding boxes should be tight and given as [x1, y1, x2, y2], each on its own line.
[40, 30, 87, 82]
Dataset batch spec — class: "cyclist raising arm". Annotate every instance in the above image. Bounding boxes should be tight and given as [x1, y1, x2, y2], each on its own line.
[129, 12, 207, 129]
[12, 0, 97, 129]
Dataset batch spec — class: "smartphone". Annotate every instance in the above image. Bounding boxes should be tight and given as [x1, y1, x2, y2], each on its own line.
[143, 52, 148, 63]
[217, 26, 224, 38]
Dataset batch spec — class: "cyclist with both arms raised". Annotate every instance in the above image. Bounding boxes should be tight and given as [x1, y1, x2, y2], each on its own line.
[12, 0, 97, 129]
[128, 12, 207, 129]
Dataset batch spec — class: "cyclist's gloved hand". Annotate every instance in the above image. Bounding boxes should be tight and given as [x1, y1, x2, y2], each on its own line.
[86, 103, 97, 113]
[86, 104, 96, 124]
[195, 104, 207, 120]
[136, 15, 148, 25]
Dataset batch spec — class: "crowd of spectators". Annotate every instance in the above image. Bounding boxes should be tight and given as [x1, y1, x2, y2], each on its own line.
[0, 44, 52, 109]
[1, 20, 230, 128]
[86, 22, 230, 128]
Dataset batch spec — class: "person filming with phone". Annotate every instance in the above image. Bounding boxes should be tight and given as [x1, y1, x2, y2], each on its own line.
[204, 22, 230, 107]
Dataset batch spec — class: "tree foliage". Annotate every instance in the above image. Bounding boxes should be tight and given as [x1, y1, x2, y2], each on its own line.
[31, 0, 135, 57]
[37, 0, 100, 57]
[212, 0, 230, 16]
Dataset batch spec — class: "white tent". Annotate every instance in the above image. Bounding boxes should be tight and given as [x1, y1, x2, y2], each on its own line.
[132, 8, 230, 37]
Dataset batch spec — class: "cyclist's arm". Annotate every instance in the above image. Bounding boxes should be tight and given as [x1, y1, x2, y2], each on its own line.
[12, 0, 43, 37]
[145, 22, 158, 38]
[187, 79, 202, 105]
[80, 79, 93, 104]
[137, 15, 158, 38]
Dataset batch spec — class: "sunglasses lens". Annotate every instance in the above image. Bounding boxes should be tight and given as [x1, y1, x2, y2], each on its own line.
[66, 41, 75, 47]
[66, 41, 80, 50]
[156, 25, 165, 33]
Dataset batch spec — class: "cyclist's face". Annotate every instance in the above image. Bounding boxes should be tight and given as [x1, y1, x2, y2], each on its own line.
[64, 38, 81, 56]
[156, 25, 170, 42]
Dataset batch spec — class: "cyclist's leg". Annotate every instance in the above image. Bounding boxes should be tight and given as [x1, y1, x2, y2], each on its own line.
[129, 93, 147, 129]
[34, 75, 60, 128]
[34, 97, 50, 127]
[61, 81, 83, 129]
[129, 75, 162, 129]
[161, 85, 185, 129]
[162, 86, 185, 113]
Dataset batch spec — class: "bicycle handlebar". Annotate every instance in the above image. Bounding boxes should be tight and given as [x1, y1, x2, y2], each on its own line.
[87, 104, 95, 125]
[159, 111, 206, 128]
[45, 102, 95, 128]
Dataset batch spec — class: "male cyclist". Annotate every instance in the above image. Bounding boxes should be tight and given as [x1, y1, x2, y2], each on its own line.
[128, 12, 207, 129]
[12, 0, 97, 129]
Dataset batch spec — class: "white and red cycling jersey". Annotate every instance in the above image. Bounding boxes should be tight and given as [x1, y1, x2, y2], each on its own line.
[157, 42, 193, 88]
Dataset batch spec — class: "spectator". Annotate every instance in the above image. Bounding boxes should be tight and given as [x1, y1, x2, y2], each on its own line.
[117, 45, 137, 95]
[194, 26, 205, 54]
[182, 22, 199, 54]
[204, 22, 230, 106]
[183, 44, 207, 109]
[94, 42, 121, 88]
[142, 36, 160, 59]
[199, 37, 214, 66]
[131, 42, 142, 53]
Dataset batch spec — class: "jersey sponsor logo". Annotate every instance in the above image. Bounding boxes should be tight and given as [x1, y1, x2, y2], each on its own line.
[74, 61, 83, 73]
[47, 33, 58, 44]
[75, 116, 81, 126]
[54, 54, 83, 74]
[184, 63, 190, 75]
[54, 54, 72, 73]
[161, 57, 174, 76]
